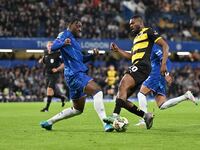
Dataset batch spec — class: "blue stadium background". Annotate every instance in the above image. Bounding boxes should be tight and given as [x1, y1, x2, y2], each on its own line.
[0, 0, 199, 102]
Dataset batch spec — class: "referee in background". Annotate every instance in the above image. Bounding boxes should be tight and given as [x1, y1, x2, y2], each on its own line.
[39, 41, 68, 112]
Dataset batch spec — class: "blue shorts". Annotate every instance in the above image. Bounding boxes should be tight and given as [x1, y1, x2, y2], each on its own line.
[64, 72, 92, 100]
[143, 75, 166, 96]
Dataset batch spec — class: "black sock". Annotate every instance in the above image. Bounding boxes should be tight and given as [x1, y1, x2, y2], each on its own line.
[126, 104, 145, 118]
[54, 94, 65, 103]
[113, 98, 123, 114]
[45, 96, 52, 110]
[114, 98, 145, 118]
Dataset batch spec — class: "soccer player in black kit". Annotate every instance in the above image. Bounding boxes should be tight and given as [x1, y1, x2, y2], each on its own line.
[103, 15, 169, 129]
[39, 41, 67, 112]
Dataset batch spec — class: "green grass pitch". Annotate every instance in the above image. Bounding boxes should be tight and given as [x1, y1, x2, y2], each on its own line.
[0, 101, 199, 150]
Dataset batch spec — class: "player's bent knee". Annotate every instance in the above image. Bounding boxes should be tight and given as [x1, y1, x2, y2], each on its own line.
[159, 104, 166, 110]
[93, 90, 102, 96]
[137, 92, 145, 98]
[118, 84, 128, 92]
[72, 107, 83, 115]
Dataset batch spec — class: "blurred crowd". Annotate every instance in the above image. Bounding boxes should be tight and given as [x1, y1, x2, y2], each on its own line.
[168, 66, 200, 98]
[1, 0, 200, 41]
[0, 64, 68, 102]
[0, 65, 46, 102]
[0, 59, 199, 102]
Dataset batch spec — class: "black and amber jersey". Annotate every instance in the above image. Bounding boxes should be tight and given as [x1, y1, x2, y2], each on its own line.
[131, 27, 161, 66]
[107, 70, 117, 86]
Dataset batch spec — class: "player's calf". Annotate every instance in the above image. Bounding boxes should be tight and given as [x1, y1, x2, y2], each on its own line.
[40, 107, 82, 130]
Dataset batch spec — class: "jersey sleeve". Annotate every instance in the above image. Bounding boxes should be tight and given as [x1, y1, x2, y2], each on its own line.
[153, 46, 171, 73]
[83, 54, 94, 63]
[42, 54, 46, 64]
[42, 57, 45, 64]
[166, 59, 172, 73]
[154, 47, 163, 61]
[147, 28, 162, 43]
[51, 31, 68, 51]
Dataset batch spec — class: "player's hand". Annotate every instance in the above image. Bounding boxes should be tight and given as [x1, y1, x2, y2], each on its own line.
[110, 42, 119, 52]
[165, 73, 173, 86]
[38, 56, 44, 64]
[52, 68, 58, 73]
[64, 38, 71, 45]
[38, 58, 43, 64]
[92, 48, 99, 56]
[160, 64, 167, 76]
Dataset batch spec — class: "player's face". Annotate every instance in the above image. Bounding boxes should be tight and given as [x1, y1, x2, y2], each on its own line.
[109, 65, 115, 70]
[71, 21, 82, 37]
[46, 42, 53, 53]
[129, 18, 141, 35]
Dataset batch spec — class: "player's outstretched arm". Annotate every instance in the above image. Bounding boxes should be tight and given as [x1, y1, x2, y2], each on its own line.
[165, 73, 173, 86]
[51, 38, 71, 51]
[83, 48, 98, 63]
[110, 42, 132, 60]
[52, 63, 64, 73]
[155, 39, 169, 75]
[38, 56, 44, 64]
[51, 39, 65, 51]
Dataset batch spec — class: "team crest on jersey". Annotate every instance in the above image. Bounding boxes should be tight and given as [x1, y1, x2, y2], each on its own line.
[154, 31, 158, 35]
[57, 32, 64, 38]
[50, 59, 54, 63]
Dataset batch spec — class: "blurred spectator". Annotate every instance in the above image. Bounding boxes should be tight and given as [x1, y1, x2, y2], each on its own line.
[0, 65, 47, 102]
[104, 65, 119, 99]
[1, 0, 200, 41]
[0, 55, 199, 102]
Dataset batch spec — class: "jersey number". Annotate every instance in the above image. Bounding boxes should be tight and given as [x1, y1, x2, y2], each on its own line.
[129, 65, 138, 72]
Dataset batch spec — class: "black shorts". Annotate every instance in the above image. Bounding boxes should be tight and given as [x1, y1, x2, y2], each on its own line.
[46, 74, 59, 89]
[126, 63, 151, 85]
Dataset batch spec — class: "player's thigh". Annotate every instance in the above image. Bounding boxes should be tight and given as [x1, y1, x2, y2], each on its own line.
[84, 80, 101, 96]
[47, 87, 54, 96]
[118, 74, 136, 92]
[72, 96, 86, 112]
[155, 94, 166, 107]
[117, 74, 136, 99]
[139, 85, 152, 95]
[127, 84, 140, 98]
[67, 73, 92, 99]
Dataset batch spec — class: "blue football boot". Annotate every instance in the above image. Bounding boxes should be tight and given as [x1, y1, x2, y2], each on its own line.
[104, 123, 114, 132]
[40, 121, 52, 130]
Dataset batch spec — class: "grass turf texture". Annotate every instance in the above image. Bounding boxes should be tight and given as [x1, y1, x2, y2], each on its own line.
[0, 102, 199, 150]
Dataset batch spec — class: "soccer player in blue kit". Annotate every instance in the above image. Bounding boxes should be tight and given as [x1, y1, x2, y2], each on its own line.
[136, 45, 197, 126]
[40, 18, 114, 132]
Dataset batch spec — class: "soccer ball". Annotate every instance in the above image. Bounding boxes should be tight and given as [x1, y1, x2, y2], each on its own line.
[112, 116, 129, 132]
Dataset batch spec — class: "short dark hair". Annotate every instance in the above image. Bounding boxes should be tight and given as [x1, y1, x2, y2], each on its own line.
[69, 17, 80, 25]
[132, 15, 143, 20]
[65, 16, 80, 26]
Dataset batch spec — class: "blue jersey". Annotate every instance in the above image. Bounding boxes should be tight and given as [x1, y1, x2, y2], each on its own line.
[150, 45, 171, 76]
[51, 29, 93, 100]
[51, 30, 92, 77]
[143, 45, 171, 96]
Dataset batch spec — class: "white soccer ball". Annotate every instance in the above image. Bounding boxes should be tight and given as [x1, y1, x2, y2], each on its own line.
[113, 116, 129, 132]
